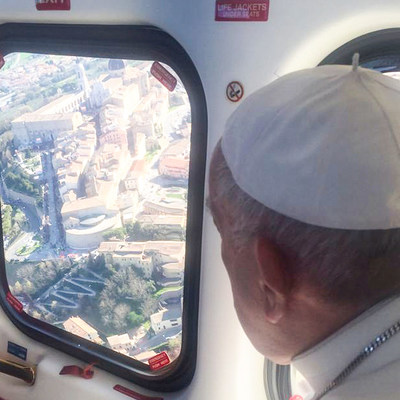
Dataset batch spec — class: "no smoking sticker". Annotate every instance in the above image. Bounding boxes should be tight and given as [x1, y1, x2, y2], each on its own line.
[226, 81, 244, 102]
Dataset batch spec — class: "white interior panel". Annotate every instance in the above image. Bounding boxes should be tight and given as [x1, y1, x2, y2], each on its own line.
[0, 1, 400, 399]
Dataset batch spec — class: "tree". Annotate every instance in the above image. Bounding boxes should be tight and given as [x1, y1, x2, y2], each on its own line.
[98, 266, 157, 331]
[167, 337, 181, 360]
[103, 227, 126, 241]
[13, 281, 23, 295]
[112, 303, 130, 331]
[127, 311, 144, 328]
[140, 296, 158, 319]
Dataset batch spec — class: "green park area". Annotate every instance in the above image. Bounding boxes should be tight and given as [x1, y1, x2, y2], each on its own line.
[16, 240, 41, 257]
[1, 203, 27, 245]
[154, 286, 183, 298]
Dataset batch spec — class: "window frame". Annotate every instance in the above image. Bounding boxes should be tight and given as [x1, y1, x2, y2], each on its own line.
[319, 28, 400, 66]
[0, 22, 207, 392]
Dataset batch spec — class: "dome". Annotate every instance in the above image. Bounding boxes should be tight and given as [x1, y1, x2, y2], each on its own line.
[108, 59, 126, 71]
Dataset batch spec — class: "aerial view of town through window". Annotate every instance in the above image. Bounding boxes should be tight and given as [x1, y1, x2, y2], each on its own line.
[0, 53, 191, 364]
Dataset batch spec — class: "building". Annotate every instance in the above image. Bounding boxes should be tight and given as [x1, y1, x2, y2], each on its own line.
[133, 350, 158, 364]
[142, 199, 186, 216]
[107, 333, 135, 354]
[99, 128, 128, 148]
[158, 157, 189, 179]
[123, 67, 150, 98]
[59, 142, 132, 249]
[38, 92, 85, 115]
[63, 316, 103, 344]
[150, 305, 182, 334]
[12, 112, 83, 146]
[131, 131, 146, 157]
[116, 190, 139, 211]
[89, 81, 111, 109]
[98, 240, 185, 278]
[161, 261, 184, 280]
[65, 213, 122, 250]
[158, 139, 190, 180]
[137, 215, 186, 232]
[124, 159, 147, 193]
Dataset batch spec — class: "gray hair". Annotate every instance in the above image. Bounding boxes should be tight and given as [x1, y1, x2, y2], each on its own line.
[211, 140, 400, 307]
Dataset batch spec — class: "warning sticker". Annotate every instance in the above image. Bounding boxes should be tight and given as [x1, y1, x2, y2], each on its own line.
[6, 292, 23, 313]
[215, 0, 269, 21]
[150, 62, 177, 92]
[36, 0, 71, 11]
[148, 351, 170, 371]
[8, 342, 27, 361]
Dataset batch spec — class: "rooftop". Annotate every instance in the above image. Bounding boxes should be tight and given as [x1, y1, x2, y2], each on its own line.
[107, 333, 132, 347]
[13, 112, 77, 123]
[62, 196, 106, 215]
[161, 139, 189, 158]
[63, 316, 98, 336]
[137, 215, 186, 227]
[98, 240, 185, 257]
[160, 157, 189, 170]
[151, 305, 182, 324]
[133, 350, 157, 363]
[36, 93, 81, 114]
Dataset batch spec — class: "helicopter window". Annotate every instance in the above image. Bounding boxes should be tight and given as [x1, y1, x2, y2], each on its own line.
[0, 52, 189, 365]
[0, 23, 206, 392]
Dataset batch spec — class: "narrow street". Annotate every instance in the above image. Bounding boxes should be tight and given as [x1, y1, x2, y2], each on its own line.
[42, 152, 63, 248]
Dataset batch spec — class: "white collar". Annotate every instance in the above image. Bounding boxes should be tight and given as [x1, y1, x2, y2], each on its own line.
[291, 296, 400, 399]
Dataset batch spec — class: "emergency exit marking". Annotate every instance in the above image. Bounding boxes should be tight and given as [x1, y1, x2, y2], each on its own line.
[6, 292, 23, 313]
[148, 351, 170, 370]
[150, 62, 177, 92]
[215, 0, 269, 22]
[36, 0, 71, 11]
[226, 81, 244, 102]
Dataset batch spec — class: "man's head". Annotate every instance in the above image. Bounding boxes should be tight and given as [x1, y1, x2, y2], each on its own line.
[208, 63, 400, 364]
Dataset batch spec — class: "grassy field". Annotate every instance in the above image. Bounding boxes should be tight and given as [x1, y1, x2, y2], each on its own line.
[16, 241, 41, 256]
[154, 286, 183, 297]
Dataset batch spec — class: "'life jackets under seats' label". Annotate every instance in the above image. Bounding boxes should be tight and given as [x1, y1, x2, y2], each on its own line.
[215, 0, 269, 21]
[36, 0, 71, 11]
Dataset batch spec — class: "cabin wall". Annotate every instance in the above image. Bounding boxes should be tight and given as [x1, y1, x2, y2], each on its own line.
[1, 1, 400, 399]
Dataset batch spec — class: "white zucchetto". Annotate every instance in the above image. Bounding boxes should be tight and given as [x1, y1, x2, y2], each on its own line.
[221, 64, 400, 229]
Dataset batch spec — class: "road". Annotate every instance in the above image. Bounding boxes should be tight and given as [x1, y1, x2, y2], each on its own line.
[5, 231, 34, 261]
[133, 326, 182, 354]
[42, 152, 63, 247]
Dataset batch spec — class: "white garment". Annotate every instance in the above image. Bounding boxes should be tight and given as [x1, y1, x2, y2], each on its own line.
[291, 296, 400, 399]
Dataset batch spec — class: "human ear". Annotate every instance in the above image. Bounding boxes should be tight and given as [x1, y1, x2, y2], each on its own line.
[254, 236, 290, 324]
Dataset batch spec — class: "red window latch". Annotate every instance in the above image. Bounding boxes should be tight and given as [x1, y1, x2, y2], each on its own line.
[59, 363, 95, 379]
